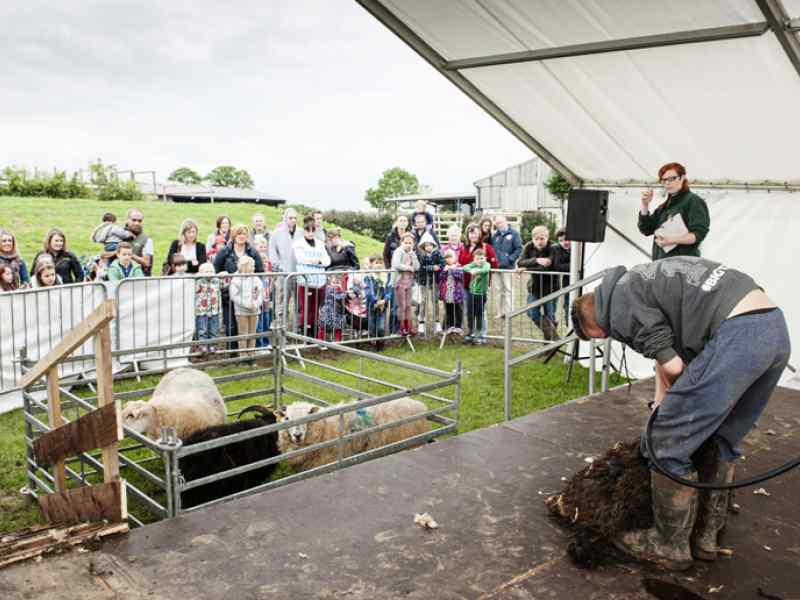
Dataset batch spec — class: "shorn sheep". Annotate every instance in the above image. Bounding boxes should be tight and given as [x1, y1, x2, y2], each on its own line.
[121, 368, 225, 440]
[277, 397, 430, 472]
[178, 405, 280, 509]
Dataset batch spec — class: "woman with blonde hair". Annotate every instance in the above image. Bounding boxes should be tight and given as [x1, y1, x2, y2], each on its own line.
[32, 227, 84, 284]
[166, 218, 206, 273]
[0, 229, 30, 288]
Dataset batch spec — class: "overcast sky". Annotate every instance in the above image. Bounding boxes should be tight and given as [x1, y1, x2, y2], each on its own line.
[0, 0, 531, 210]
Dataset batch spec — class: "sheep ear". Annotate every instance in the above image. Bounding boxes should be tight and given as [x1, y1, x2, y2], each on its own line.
[309, 406, 319, 414]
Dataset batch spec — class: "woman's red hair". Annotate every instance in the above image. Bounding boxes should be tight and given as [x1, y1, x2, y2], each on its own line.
[658, 162, 689, 192]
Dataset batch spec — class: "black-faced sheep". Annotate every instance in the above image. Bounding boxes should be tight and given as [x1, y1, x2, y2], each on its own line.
[178, 405, 280, 509]
[121, 367, 225, 440]
[276, 397, 431, 472]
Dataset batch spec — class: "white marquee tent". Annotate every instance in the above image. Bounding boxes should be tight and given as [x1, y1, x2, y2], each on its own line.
[357, 0, 800, 380]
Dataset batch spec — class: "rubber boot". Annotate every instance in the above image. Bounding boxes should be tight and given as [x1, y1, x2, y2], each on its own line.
[692, 443, 736, 561]
[541, 317, 559, 341]
[614, 470, 699, 571]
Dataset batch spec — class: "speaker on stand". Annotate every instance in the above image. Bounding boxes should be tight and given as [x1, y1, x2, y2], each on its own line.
[545, 189, 618, 382]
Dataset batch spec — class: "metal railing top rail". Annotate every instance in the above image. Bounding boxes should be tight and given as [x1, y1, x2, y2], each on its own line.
[506, 269, 608, 320]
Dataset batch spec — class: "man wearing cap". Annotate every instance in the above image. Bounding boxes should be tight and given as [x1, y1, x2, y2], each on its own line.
[570, 256, 789, 570]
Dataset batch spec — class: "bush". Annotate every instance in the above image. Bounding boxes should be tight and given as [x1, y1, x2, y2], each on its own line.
[323, 210, 394, 242]
[520, 210, 558, 245]
[96, 179, 145, 202]
[0, 166, 91, 199]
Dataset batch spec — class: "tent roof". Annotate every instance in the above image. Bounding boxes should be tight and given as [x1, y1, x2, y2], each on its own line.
[357, 0, 800, 190]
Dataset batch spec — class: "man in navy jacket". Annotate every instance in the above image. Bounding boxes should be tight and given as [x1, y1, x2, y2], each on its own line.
[490, 215, 522, 318]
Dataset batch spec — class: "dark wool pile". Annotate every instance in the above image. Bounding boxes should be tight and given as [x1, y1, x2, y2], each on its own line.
[545, 439, 653, 538]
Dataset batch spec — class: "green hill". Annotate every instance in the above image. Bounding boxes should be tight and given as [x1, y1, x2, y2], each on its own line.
[0, 196, 383, 269]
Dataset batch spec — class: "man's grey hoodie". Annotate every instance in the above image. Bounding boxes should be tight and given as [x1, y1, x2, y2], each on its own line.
[594, 257, 759, 365]
[268, 208, 302, 273]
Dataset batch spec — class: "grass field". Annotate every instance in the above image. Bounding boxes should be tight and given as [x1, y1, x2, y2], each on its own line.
[0, 340, 624, 533]
[0, 196, 383, 268]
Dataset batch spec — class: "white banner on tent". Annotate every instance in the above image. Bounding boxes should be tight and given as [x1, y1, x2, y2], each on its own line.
[580, 188, 799, 384]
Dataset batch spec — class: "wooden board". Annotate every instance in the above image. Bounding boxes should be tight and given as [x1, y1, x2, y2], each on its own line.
[38, 481, 126, 525]
[33, 403, 120, 468]
[95, 325, 120, 483]
[0, 521, 128, 570]
[46, 368, 66, 493]
[20, 299, 115, 389]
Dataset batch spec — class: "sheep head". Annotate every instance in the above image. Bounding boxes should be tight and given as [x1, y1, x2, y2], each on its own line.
[276, 402, 319, 446]
[121, 401, 157, 436]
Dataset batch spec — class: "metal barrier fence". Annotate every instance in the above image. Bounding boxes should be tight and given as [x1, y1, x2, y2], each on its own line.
[1, 268, 572, 394]
[502, 270, 613, 420]
[0, 282, 108, 390]
[20, 325, 461, 524]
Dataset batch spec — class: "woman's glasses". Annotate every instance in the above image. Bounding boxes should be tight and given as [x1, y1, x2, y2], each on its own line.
[660, 175, 680, 184]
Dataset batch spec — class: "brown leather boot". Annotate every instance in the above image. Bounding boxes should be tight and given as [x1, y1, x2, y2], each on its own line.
[614, 470, 698, 571]
[541, 317, 559, 341]
[693, 456, 735, 561]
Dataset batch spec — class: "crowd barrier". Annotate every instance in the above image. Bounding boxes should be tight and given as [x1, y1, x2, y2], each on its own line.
[0, 268, 571, 396]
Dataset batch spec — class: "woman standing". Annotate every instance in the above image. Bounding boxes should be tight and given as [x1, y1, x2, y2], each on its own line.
[0, 229, 30, 288]
[639, 162, 710, 261]
[478, 216, 494, 245]
[213, 224, 264, 351]
[167, 219, 207, 274]
[32, 228, 84, 284]
[326, 227, 359, 271]
[206, 215, 232, 258]
[382, 214, 410, 269]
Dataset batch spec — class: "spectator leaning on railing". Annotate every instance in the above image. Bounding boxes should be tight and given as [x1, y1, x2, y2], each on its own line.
[0, 229, 30, 288]
[490, 215, 522, 319]
[32, 227, 84, 284]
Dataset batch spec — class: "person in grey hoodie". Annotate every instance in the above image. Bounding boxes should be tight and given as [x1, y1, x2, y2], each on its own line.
[268, 208, 302, 320]
[571, 256, 789, 571]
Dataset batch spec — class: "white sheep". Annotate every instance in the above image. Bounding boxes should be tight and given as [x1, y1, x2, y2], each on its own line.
[277, 397, 430, 472]
[121, 368, 226, 440]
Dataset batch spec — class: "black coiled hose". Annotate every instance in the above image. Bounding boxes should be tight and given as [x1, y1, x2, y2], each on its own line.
[644, 406, 800, 490]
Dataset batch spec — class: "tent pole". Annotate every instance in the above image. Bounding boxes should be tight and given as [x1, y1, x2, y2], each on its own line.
[756, 0, 800, 79]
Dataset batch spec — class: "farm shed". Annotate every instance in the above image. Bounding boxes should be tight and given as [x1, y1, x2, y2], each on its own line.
[143, 182, 288, 205]
[357, 0, 800, 380]
[474, 157, 562, 221]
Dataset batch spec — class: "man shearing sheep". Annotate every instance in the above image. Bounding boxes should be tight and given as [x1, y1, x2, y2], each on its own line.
[571, 256, 789, 570]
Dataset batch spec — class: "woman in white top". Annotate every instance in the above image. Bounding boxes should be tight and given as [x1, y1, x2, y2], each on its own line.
[167, 219, 207, 274]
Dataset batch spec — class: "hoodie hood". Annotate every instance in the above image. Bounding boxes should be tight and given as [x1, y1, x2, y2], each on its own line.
[593, 266, 627, 334]
[282, 207, 298, 226]
[418, 231, 437, 249]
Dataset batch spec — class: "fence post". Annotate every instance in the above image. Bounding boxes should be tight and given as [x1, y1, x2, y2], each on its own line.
[454, 359, 462, 432]
[601, 338, 611, 392]
[588, 338, 596, 395]
[45, 367, 66, 494]
[503, 311, 512, 421]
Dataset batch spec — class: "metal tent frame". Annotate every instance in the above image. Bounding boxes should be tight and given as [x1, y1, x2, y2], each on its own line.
[356, 0, 800, 192]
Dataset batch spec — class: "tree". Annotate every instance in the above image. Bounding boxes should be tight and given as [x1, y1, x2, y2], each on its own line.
[545, 172, 572, 203]
[365, 167, 421, 210]
[168, 167, 203, 184]
[204, 166, 255, 189]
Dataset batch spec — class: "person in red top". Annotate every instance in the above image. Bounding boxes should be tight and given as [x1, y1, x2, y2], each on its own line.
[459, 223, 498, 338]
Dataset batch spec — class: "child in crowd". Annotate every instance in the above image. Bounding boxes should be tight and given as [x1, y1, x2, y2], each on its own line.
[91, 212, 134, 270]
[32, 259, 62, 288]
[411, 199, 433, 226]
[437, 249, 465, 334]
[462, 248, 491, 344]
[364, 256, 392, 351]
[391, 233, 420, 337]
[415, 231, 442, 335]
[195, 262, 222, 355]
[346, 271, 369, 335]
[517, 225, 558, 340]
[317, 272, 348, 342]
[0, 264, 17, 292]
[107, 242, 144, 282]
[205, 233, 228, 262]
[229, 255, 263, 354]
[253, 235, 273, 349]
[551, 227, 571, 325]
[169, 254, 188, 275]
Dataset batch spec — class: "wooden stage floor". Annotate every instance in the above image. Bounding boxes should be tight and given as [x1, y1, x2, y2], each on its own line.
[2, 380, 799, 599]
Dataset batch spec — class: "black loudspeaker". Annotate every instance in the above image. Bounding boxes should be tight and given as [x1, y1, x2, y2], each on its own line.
[566, 189, 608, 243]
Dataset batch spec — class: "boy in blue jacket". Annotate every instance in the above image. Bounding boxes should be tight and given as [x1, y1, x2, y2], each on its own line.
[364, 255, 393, 351]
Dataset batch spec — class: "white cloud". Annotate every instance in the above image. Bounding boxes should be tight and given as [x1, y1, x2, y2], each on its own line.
[0, 0, 531, 209]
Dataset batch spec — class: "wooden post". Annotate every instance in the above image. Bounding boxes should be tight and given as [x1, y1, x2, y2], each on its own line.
[46, 367, 66, 494]
[94, 323, 120, 483]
